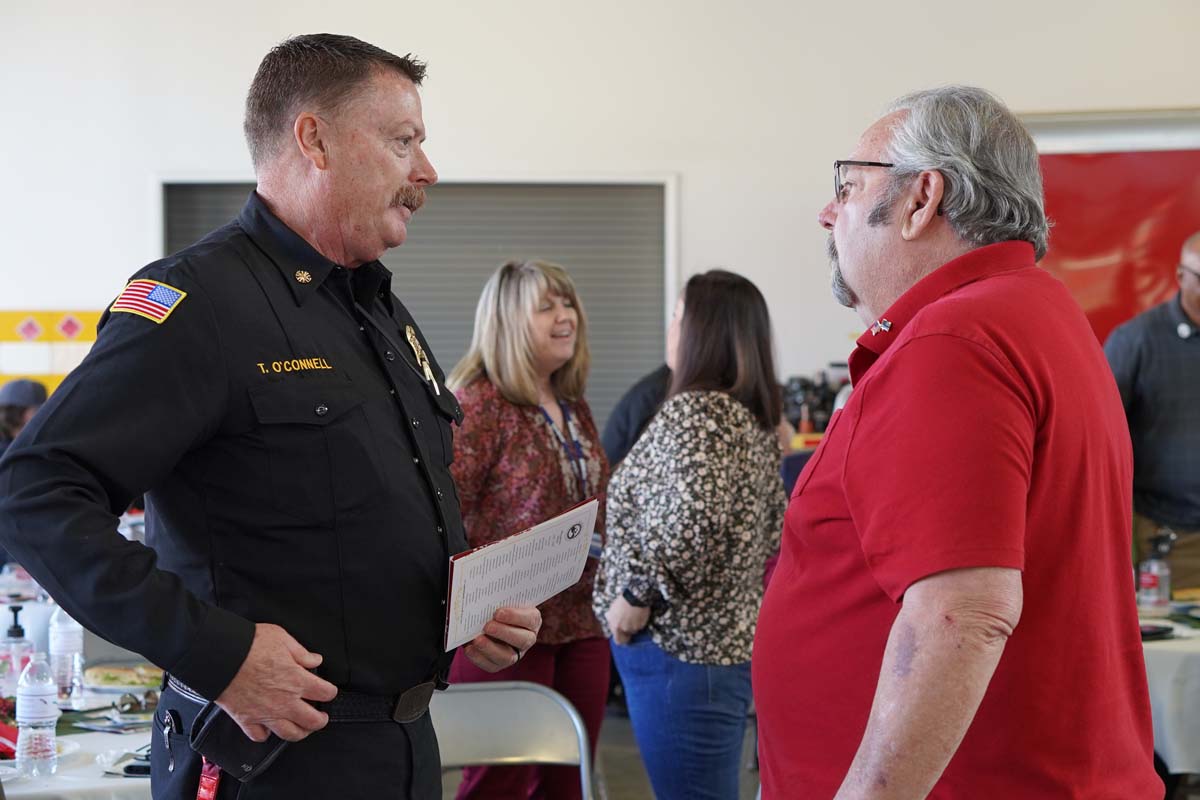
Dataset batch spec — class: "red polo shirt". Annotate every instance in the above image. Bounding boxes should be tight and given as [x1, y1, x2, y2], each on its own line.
[753, 242, 1159, 799]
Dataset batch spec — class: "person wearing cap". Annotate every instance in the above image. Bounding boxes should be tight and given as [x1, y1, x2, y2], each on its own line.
[0, 34, 539, 799]
[0, 379, 47, 459]
[1105, 231, 1200, 589]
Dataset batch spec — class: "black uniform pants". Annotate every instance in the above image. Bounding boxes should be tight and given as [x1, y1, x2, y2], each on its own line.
[151, 685, 442, 799]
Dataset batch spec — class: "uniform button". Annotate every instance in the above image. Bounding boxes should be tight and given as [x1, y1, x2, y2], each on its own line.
[385, 351, 396, 361]
[437, 526, 443, 533]
[315, 404, 329, 417]
[411, 418, 421, 428]
[389, 389, 396, 396]
[412, 457, 420, 465]
[359, 325, 365, 332]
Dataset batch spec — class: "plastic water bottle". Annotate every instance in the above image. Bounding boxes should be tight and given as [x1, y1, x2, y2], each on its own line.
[16, 653, 60, 776]
[1138, 529, 1177, 618]
[48, 606, 84, 703]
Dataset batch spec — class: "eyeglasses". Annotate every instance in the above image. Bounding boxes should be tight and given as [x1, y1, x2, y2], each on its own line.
[834, 160, 894, 202]
[1181, 264, 1200, 282]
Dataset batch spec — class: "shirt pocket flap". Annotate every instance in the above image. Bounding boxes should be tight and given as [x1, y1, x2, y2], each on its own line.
[248, 382, 366, 426]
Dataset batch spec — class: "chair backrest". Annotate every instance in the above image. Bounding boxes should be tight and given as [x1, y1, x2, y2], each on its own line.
[430, 680, 593, 800]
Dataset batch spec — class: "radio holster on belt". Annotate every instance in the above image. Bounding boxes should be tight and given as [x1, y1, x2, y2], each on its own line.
[189, 702, 289, 783]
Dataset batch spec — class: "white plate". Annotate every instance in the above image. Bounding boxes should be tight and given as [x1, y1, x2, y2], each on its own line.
[81, 683, 158, 695]
[83, 662, 162, 694]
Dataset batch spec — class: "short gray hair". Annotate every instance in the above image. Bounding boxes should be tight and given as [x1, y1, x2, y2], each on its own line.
[883, 86, 1049, 260]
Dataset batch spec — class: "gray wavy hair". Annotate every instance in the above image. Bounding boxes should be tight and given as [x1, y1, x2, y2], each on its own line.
[882, 86, 1050, 260]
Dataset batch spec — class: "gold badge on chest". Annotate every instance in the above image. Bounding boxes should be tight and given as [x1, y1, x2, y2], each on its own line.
[405, 325, 440, 396]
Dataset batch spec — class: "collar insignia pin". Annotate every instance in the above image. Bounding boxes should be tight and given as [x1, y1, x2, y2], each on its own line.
[295, 270, 313, 284]
[1178, 322, 1192, 340]
[870, 318, 893, 336]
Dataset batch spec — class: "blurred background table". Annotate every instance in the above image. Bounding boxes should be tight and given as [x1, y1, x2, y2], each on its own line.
[1, 730, 150, 800]
[1142, 621, 1200, 775]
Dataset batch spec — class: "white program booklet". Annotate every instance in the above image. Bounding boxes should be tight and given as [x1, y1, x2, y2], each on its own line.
[443, 497, 598, 651]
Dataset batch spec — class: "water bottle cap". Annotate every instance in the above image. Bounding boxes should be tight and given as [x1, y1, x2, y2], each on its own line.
[6, 605, 24, 638]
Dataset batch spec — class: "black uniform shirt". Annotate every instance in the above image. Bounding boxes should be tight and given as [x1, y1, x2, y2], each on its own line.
[1104, 292, 1200, 529]
[0, 192, 468, 700]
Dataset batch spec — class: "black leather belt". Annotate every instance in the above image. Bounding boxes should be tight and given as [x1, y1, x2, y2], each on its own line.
[168, 676, 439, 724]
[322, 681, 438, 724]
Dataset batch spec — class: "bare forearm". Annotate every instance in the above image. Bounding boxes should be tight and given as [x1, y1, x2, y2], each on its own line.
[835, 569, 1021, 800]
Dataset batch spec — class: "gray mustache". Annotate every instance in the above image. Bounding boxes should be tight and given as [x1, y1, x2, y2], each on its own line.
[394, 186, 426, 211]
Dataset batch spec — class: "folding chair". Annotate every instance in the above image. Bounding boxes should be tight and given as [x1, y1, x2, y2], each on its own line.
[430, 680, 595, 800]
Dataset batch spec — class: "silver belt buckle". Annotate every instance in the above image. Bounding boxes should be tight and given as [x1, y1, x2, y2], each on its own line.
[392, 681, 436, 723]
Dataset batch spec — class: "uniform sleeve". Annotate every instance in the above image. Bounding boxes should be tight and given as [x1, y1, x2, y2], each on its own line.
[623, 396, 739, 605]
[1103, 323, 1139, 416]
[844, 334, 1033, 602]
[449, 381, 503, 546]
[0, 273, 255, 700]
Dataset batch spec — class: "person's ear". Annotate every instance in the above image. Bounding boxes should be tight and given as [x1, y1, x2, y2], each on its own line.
[900, 170, 945, 241]
[294, 112, 330, 171]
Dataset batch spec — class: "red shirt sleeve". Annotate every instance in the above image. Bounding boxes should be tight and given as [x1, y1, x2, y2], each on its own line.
[843, 332, 1033, 601]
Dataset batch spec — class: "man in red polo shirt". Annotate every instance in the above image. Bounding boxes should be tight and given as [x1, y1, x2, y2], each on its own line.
[753, 86, 1160, 799]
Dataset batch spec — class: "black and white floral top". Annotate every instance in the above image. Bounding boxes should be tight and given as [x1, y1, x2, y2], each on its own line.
[593, 390, 787, 664]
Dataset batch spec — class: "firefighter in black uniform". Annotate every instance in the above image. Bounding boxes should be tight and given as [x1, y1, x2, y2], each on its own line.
[0, 34, 539, 799]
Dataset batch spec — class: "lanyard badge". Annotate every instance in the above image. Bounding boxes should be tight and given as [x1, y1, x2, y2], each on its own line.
[405, 325, 440, 396]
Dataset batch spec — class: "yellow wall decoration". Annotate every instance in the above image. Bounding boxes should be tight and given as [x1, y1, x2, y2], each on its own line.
[0, 311, 102, 395]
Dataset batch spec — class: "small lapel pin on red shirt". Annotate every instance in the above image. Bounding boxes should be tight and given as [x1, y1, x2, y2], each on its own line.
[870, 318, 893, 336]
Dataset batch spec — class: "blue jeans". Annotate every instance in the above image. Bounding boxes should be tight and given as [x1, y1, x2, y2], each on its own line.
[611, 632, 752, 800]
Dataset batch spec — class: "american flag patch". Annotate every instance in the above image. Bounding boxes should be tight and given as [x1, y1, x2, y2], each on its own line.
[110, 279, 187, 324]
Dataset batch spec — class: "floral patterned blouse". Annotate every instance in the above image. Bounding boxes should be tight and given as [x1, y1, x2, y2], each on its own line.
[451, 376, 609, 645]
[594, 390, 786, 664]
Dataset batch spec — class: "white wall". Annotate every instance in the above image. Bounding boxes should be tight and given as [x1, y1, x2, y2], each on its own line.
[3, 0, 1199, 376]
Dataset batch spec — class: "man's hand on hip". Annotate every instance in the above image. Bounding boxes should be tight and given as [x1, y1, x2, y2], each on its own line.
[463, 606, 541, 671]
[215, 623, 339, 743]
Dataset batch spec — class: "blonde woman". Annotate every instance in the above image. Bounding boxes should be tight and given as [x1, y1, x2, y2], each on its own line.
[446, 260, 610, 800]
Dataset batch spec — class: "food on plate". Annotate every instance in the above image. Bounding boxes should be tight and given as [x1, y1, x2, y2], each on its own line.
[84, 663, 163, 688]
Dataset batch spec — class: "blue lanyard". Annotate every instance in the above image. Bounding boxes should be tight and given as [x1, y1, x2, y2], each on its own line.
[538, 401, 589, 500]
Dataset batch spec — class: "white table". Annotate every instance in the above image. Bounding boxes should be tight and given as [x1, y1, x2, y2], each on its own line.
[1, 731, 151, 800]
[1142, 621, 1200, 774]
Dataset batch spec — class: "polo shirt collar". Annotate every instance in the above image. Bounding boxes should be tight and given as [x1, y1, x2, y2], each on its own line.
[236, 191, 340, 306]
[1166, 292, 1197, 332]
[849, 240, 1036, 384]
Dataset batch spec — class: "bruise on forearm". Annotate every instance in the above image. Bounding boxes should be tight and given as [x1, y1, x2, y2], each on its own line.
[836, 568, 1022, 799]
[892, 621, 919, 678]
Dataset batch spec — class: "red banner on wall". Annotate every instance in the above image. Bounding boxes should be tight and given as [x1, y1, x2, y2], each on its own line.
[1039, 149, 1200, 343]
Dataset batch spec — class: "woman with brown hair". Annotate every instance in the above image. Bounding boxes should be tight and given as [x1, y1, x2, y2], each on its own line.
[594, 269, 787, 799]
[446, 259, 610, 800]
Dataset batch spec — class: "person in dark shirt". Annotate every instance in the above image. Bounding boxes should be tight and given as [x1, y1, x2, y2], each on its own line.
[0, 34, 538, 800]
[0, 379, 47, 565]
[1105, 231, 1200, 587]
[600, 364, 670, 466]
[0, 378, 47, 460]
